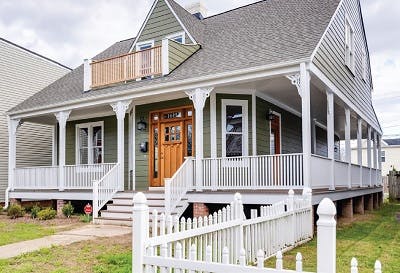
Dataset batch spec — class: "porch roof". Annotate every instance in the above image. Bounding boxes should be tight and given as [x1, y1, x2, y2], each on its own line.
[8, 0, 341, 116]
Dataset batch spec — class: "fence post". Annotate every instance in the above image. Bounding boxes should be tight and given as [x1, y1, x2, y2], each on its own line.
[93, 180, 99, 220]
[303, 187, 313, 235]
[288, 189, 295, 246]
[234, 193, 244, 261]
[374, 260, 382, 273]
[316, 198, 337, 273]
[133, 192, 149, 273]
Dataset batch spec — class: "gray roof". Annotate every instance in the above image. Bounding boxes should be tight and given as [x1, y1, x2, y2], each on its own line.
[384, 138, 400, 146]
[10, 0, 341, 114]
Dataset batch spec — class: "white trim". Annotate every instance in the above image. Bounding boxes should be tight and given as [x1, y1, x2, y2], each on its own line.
[310, 0, 344, 60]
[129, 104, 136, 190]
[75, 121, 104, 165]
[344, 14, 355, 74]
[310, 63, 381, 134]
[162, 39, 169, 75]
[136, 40, 155, 51]
[68, 111, 114, 122]
[251, 92, 257, 155]
[210, 92, 217, 158]
[52, 125, 58, 166]
[268, 111, 282, 155]
[221, 99, 249, 157]
[9, 59, 307, 119]
[166, 31, 186, 44]
[255, 92, 301, 117]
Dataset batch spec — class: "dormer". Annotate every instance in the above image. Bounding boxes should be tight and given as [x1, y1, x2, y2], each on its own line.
[83, 0, 202, 91]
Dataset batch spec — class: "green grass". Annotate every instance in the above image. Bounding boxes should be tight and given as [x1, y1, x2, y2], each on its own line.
[265, 202, 400, 272]
[0, 202, 398, 273]
[0, 222, 55, 246]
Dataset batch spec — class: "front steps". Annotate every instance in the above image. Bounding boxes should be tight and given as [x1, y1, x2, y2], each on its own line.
[95, 190, 189, 226]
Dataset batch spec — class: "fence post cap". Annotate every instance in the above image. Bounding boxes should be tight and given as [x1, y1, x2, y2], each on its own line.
[133, 192, 147, 204]
[374, 260, 382, 269]
[302, 187, 312, 196]
[317, 197, 336, 217]
[276, 250, 282, 259]
[234, 192, 242, 201]
[288, 189, 294, 196]
[351, 257, 358, 266]
[296, 252, 302, 260]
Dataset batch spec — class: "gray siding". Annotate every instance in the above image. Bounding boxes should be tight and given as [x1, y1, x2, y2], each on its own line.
[136, 0, 188, 47]
[0, 39, 69, 201]
[312, 0, 378, 128]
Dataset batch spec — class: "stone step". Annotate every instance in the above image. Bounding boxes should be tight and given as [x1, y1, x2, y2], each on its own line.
[112, 197, 166, 206]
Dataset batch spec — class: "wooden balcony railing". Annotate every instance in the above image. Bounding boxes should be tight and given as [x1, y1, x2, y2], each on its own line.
[91, 46, 162, 88]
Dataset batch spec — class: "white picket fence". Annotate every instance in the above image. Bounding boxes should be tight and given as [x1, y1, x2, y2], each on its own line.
[132, 191, 383, 273]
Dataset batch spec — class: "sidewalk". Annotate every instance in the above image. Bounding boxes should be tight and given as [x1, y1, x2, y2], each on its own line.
[0, 225, 131, 259]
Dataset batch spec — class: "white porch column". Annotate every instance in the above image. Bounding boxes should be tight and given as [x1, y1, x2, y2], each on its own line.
[345, 108, 351, 189]
[367, 126, 372, 187]
[378, 134, 382, 186]
[8, 118, 21, 191]
[357, 119, 363, 187]
[111, 100, 131, 191]
[55, 110, 71, 191]
[287, 63, 311, 187]
[326, 90, 335, 190]
[186, 87, 214, 191]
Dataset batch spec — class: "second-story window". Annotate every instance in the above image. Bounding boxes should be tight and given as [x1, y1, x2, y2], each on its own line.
[136, 40, 154, 51]
[362, 49, 367, 81]
[345, 16, 355, 74]
[166, 32, 185, 44]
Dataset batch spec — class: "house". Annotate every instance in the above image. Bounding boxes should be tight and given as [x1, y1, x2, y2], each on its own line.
[0, 38, 70, 204]
[352, 138, 400, 176]
[5, 0, 383, 223]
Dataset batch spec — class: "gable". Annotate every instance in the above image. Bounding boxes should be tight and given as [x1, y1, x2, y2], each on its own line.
[311, 0, 379, 129]
[132, 0, 194, 50]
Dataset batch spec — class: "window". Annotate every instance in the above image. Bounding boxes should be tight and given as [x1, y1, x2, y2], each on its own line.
[362, 49, 367, 81]
[381, 151, 386, 163]
[76, 122, 104, 165]
[345, 16, 355, 73]
[166, 32, 185, 44]
[136, 40, 154, 51]
[222, 99, 248, 157]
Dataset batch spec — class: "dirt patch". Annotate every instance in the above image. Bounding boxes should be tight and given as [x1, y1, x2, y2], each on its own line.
[396, 213, 400, 222]
[337, 211, 377, 227]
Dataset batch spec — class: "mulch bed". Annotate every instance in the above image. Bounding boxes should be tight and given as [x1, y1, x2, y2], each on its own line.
[0, 213, 83, 229]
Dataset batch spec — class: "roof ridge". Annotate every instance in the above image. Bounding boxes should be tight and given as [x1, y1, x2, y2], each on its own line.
[203, 0, 267, 20]
[0, 37, 71, 70]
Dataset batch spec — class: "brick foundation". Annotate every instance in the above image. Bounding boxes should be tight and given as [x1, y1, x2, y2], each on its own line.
[56, 200, 66, 217]
[193, 203, 209, 218]
[364, 194, 373, 211]
[341, 198, 353, 219]
[353, 196, 364, 215]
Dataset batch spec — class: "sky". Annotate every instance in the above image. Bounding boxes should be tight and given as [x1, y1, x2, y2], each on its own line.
[0, 0, 399, 138]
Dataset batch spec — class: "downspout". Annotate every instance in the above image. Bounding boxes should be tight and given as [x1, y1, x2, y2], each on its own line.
[4, 187, 11, 209]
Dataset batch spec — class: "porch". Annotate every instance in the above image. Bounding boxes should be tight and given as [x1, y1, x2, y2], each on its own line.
[6, 61, 383, 216]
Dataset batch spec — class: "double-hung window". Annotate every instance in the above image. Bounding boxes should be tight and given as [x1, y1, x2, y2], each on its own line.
[222, 99, 248, 157]
[345, 16, 355, 73]
[76, 121, 104, 165]
[362, 49, 367, 81]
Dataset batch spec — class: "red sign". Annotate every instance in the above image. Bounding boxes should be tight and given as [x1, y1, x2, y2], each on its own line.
[84, 203, 92, 215]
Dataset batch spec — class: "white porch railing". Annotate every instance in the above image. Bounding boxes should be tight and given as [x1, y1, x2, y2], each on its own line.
[14, 166, 59, 189]
[133, 192, 382, 273]
[13, 163, 117, 190]
[93, 163, 120, 219]
[164, 157, 194, 216]
[201, 154, 304, 190]
[64, 163, 116, 189]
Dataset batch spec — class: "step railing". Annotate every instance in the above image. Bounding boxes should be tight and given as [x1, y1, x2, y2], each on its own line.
[201, 154, 304, 190]
[164, 157, 194, 216]
[93, 163, 120, 219]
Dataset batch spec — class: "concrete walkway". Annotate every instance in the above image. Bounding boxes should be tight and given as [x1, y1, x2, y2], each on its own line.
[0, 225, 131, 259]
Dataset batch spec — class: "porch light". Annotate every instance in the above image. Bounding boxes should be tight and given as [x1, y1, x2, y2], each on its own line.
[267, 109, 275, 121]
[137, 117, 147, 131]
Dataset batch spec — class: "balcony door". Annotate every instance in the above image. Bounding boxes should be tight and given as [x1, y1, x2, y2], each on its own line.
[270, 113, 281, 155]
[149, 106, 194, 187]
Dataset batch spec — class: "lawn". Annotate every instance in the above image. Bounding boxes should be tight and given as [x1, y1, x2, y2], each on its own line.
[0, 202, 398, 273]
[0, 222, 55, 246]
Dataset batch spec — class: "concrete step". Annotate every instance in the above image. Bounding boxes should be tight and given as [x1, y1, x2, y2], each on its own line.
[112, 198, 167, 206]
[95, 217, 132, 226]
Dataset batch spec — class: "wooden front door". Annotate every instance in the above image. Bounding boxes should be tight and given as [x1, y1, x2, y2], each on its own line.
[149, 106, 194, 187]
[160, 122, 184, 182]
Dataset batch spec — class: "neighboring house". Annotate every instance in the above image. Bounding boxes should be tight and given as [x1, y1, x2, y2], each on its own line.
[0, 38, 70, 203]
[6, 0, 383, 223]
[351, 138, 400, 176]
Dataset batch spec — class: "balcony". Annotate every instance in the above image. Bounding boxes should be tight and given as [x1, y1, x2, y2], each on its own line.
[91, 46, 162, 88]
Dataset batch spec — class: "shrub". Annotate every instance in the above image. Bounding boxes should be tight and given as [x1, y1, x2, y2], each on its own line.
[7, 204, 25, 219]
[37, 208, 57, 220]
[62, 202, 74, 218]
[31, 205, 41, 219]
[80, 214, 92, 223]
[0, 205, 3, 213]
